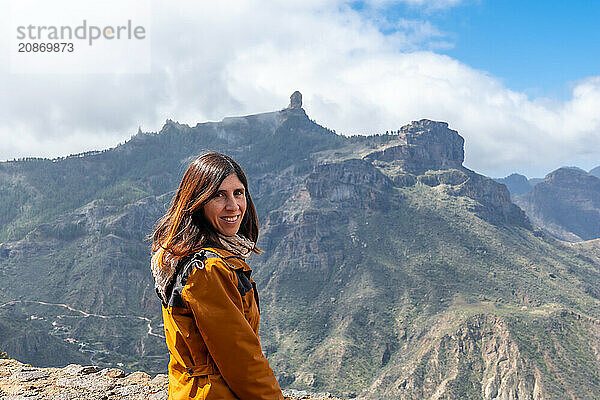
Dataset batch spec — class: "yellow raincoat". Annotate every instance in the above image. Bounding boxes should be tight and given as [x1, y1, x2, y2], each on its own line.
[159, 247, 283, 400]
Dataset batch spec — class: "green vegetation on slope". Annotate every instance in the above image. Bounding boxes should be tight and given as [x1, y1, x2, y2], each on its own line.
[255, 177, 600, 398]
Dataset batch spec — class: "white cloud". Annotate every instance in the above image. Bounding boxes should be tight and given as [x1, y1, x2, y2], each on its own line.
[1, 0, 598, 178]
[362, 0, 463, 11]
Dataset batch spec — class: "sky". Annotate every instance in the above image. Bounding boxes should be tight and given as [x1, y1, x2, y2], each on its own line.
[1, 0, 599, 178]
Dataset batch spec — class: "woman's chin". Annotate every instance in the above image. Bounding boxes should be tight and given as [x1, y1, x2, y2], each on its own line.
[217, 226, 240, 236]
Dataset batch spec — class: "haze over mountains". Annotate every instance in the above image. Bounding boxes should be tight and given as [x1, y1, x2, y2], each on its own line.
[1, 93, 599, 399]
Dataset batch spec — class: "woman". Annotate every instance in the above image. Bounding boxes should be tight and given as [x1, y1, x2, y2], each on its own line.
[151, 152, 284, 400]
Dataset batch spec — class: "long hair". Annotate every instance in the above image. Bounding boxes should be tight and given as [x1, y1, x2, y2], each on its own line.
[151, 152, 260, 270]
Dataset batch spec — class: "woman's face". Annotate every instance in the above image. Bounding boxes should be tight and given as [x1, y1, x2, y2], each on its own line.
[202, 173, 247, 236]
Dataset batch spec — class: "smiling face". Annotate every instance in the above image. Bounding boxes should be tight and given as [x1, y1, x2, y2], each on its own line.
[202, 173, 247, 237]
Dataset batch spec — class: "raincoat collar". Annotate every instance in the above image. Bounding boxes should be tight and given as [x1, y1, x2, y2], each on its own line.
[202, 247, 253, 272]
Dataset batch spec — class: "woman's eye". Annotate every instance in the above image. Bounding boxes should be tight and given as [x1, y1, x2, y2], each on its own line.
[234, 189, 244, 196]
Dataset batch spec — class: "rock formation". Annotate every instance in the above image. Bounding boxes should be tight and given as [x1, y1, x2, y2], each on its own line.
[0, 358, 340, 399]
[364, 120, 464, 174]
[513, 167, 600, 241]
[371, 314, 546, 399]
[495, 173, 533, 195]
[289, 91, 303, 109]
[0, 358, 168, 400]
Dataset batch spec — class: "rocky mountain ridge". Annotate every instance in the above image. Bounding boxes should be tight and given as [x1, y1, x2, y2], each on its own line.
[494, 173, 533, 195]
[513, 167, 600, 242]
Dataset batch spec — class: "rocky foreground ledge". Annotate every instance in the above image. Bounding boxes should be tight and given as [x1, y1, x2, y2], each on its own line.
[0, 359, 340, 400]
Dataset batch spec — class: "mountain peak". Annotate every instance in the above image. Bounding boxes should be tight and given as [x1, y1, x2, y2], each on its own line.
[288, 91, 303, 109]
[545, 166, 592, 183]
[280, 90, 308, 119]
[513, 166, 600, 241]
[402, 119, 449, 132]
[364, 119, 464, 173]
[495, 173, 533, 195]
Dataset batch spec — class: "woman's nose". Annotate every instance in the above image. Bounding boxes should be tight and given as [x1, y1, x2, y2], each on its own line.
[224, 195, 238, 210]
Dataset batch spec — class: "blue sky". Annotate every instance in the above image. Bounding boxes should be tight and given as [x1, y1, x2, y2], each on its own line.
[373, 0, 600, 99]
[1, 0, 599, 178]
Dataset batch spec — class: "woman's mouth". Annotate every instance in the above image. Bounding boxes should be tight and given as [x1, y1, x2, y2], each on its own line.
[220, 215, 240, 223]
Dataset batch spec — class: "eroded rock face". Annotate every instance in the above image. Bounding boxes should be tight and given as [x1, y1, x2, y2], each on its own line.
[389, 168, 530, 225]
[289, 91, 303, 109]
[370, 314, 545, 400]
[304, 159, 393, 210]
[513, 167, 600, 241]
[443, 170, 530, 225]
[364, 120, 464, 174]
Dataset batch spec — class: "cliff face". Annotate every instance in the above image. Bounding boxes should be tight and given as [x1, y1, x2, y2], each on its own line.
[513, 167, 600, 241]
[364, 120, 464, 173]
[1, 93, 600, 399]
[304, 159, 394, 210]
[379, 307, 600, 399]
[372, 314, 545, 400]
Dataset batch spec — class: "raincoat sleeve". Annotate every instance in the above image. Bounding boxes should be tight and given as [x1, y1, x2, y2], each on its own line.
[181, 258, 284, 400]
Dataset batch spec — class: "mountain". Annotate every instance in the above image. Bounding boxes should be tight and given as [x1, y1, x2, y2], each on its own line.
[497, 167, 600, 242]
[513, 167, 600, 242]
[494, 173, 533, 195]
[528, 177, 544, 186]
[1, 93, 599, 399]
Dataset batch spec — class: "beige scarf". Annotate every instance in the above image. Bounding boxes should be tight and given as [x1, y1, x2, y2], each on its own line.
[214, 233, 257, 259]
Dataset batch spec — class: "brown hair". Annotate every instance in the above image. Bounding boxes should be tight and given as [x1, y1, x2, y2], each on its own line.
[151, 152, 260, 269]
